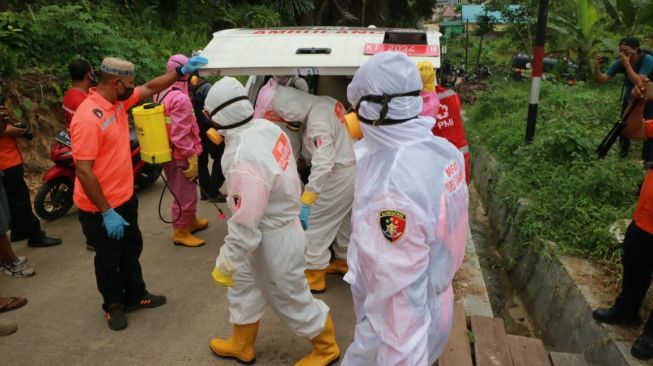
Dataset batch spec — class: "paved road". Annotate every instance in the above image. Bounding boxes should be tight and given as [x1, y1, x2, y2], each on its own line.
[0, 180, 354, 365]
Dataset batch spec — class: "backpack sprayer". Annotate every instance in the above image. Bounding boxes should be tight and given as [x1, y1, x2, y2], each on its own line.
[597, 82, 653, 159]
[131, 103, 226, 222]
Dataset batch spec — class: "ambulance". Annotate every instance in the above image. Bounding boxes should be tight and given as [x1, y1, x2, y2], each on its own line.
[198, 26, 442, 107]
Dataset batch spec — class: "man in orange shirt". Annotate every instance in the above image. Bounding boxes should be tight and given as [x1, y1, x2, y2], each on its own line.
[0, 116, 61, 248]
[71, 56, 207, 330]
[62, 59, 95, 127]
[593, 79, 653, 360]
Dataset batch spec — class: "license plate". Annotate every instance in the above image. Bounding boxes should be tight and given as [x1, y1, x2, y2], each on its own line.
[364, 43, 440, 57]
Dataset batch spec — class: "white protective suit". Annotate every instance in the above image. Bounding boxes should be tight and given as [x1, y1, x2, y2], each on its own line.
[254, 76, 309, 157]
[208, 77, 329, 338]
[342, 52, 469, 366]
[269, 86, 356, 270]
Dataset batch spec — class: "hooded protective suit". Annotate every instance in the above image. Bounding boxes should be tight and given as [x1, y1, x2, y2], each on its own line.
[342, 52, 469, 366]
[154, 54, 203, 230]
[254, 76, 309, 157]
[207, 77, 329, 338]
[268, 86, 356, 271]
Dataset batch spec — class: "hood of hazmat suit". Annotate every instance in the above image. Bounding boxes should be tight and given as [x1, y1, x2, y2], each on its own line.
[269, 86, 355, 195]
[342, 52, 469, 366]
[254, 77, 309, 157]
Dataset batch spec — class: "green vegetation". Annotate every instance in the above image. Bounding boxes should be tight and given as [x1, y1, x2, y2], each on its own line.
[466, 79, 643, 259]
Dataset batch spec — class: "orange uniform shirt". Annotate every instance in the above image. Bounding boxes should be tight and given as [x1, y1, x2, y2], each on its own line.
[70, 87, 141, 212]
[633, 121, 653, 235]
[62, 88, 88, 127]
[0, 136, 23, 171]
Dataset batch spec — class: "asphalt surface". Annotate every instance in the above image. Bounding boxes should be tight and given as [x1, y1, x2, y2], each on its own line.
[0, 180, 354, 365]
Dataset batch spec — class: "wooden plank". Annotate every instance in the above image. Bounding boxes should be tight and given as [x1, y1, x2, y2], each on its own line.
[471, 315, 514, 366]
[506, 334, 551, 366]
[549, 352, 592, 366]
[439, 302, 473, 366]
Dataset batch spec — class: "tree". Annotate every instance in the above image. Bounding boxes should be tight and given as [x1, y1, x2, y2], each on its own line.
[548, 0, 600, 79]
[601, 0, 653, 36]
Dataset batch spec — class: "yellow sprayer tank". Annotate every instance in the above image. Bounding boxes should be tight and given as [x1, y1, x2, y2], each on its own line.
[132, 103, 171, 164]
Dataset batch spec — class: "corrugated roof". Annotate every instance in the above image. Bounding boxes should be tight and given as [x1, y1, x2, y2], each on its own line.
[461, 4, 520, 23]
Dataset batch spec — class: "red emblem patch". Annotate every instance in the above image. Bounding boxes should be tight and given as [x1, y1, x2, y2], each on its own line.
[380, 210, 406, 244]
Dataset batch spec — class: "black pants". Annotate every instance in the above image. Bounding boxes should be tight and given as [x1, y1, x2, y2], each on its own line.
[79, 196, 146, 311]
[198, 123, 225, 198]
[1, 164, 41, 240]
[614, 222, 653, 335]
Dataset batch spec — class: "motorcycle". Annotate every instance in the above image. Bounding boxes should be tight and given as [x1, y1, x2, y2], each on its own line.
[33, 128, 162, 221]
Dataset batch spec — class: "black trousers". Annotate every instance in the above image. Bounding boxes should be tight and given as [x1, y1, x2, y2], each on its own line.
[79, 196, 146, 311]
[198, 123, 225, 198]
[614, 222, 653, 335]
[1, 164, 41, 240]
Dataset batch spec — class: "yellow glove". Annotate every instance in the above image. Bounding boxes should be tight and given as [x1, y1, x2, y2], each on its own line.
[301, 191, 319, 205]
[418, 60, 436, 92]
[212, 267, 235, 288]
[183, 155, 198, 180]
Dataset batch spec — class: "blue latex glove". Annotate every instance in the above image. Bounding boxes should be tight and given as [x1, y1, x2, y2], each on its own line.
[180, 56, 208, 75]
[299, 204, 311, 230]
[101, 208, 130, 240]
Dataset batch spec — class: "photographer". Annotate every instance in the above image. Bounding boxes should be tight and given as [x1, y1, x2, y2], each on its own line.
[595, 38, 653, 163]
[0, 103, 61, 248]
[593, 78, 653, 360]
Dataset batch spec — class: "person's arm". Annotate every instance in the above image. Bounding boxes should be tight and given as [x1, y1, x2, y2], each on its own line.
[303, 119, 336, 197]
[594, 57, 620, 84]
[622, 80, 650, 140]
[136, 71, 180, 102]
[137, 56, 208, 101]
[0, 125, 27, 138]
[75, 160, 111, 212]
[168, 95, 199, 157]
[215, 163, 271, 275]
[622, 53, 645, 90]
[0, 106, 9, 134]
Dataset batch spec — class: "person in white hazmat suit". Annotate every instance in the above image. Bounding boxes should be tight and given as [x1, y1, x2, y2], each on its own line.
[341, 52, 469, 365]
[267, 86, 356, 293]
[204, 77, 340, 366]
[254, 75, 309, 157]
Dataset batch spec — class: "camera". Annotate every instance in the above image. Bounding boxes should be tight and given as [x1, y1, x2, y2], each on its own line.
[14, 122, 34, 140]
[599, 56, 610, 64]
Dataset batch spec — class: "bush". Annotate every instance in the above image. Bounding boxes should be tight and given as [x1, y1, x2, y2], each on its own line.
[467, 80, 643, 258]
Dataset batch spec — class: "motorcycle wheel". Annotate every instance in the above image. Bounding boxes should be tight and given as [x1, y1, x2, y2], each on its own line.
[135, 163, 162, 189]
[34, 177, 74, 221]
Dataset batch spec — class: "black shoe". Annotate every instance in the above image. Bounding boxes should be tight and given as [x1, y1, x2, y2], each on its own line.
[27, 232, 62, 247]
[592, 307, 641, 326]
[632, 335, 653, 360]
[105, 304, 127, 331]
[209, 192, 227, 203]
[124, 292, 166, 313]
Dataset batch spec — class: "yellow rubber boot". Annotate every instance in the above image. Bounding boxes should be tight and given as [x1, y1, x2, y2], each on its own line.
[325, 259, 348, 275]
[294, 314, 340, 366]
[305, 269, 327, 294]
[173, 228, 205, 247]
[188, 217, 209, 233]
[210, 322, 259, 365]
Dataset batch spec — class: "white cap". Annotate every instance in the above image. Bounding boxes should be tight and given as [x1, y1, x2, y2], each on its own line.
[101, 57, 135, 77]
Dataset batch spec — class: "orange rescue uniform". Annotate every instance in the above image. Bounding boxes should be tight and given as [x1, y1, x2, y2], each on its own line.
[633, 121, 653, 235]
[0, 137, 22, 171]
[70, 87, 141, 212]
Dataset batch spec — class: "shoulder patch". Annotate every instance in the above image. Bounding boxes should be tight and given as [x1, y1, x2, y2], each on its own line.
[272, 133, 291, 171]
[380, 210, 406, 244]
[444, 160, 464, 193]
[92, 108, 104, 119]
